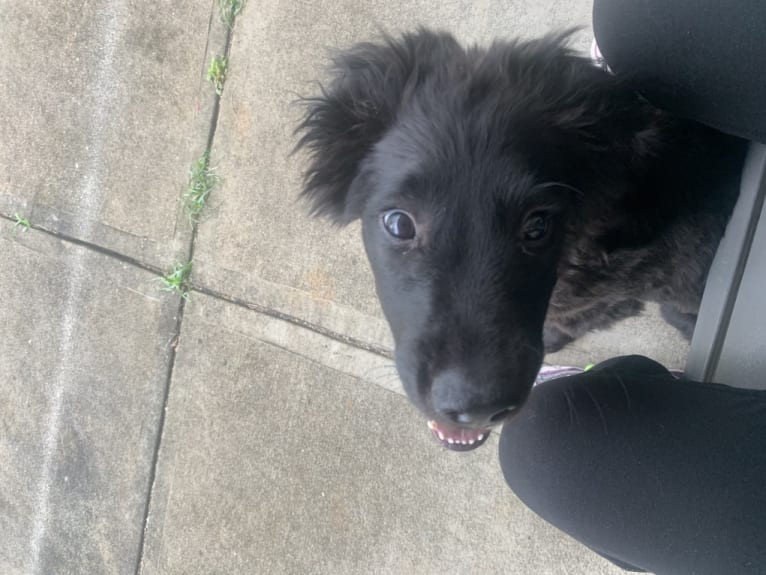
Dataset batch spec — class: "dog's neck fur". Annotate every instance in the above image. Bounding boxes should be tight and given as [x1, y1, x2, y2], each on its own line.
[546, 118, 745, 347]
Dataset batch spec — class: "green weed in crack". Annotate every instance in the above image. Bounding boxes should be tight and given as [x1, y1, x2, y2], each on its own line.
[12, 213, 31, 235]
[183, 151, 220, 224]
[157, 262, 193, 301]
[207, 56, 228, 96]
[219, 0, 247, 28]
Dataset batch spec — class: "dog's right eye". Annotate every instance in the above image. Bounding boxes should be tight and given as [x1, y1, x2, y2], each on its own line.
[382, 210, 416, 240]
[521, 211, 552, 246]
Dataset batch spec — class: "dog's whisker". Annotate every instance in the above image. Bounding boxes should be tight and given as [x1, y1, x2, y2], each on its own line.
[362, 363, 399, 374]
[368, 369, 401, 381]
[361, 363, 401, 381]
[563, 387, 579, 430]
[533, 181, 585, 198]
[583, 384, 609, 435]
[615, 374, 632, 411]
[520, 342, 545, 365]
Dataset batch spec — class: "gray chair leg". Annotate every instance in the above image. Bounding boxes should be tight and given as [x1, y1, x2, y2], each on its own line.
[686, 143, 766, 389]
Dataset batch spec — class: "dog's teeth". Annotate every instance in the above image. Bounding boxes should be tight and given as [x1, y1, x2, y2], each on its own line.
[468, 439, 475, 445]
[477, 434, 485, 441]
[447, 438, 455, 444]
[437, 432, 445, 440]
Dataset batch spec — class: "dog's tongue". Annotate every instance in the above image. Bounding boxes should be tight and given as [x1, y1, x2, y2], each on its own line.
[427, 420, 491, 451]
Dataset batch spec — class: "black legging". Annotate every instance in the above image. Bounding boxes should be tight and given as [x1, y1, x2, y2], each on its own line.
[499, 3, 766, 572]
[591, 0, 766, 144]
[499, 357, 766, 574]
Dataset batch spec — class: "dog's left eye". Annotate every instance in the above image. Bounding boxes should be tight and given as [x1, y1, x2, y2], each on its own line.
[522, 212, 550, 243]
[382, 210, 416, 240]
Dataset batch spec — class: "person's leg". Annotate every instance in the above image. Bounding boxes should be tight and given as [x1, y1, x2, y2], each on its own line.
[499, 356, 766, 574]
[592, 0, 766, 143]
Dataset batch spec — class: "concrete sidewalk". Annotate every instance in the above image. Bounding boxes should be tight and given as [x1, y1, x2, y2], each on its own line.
[0, 1, 687, 574]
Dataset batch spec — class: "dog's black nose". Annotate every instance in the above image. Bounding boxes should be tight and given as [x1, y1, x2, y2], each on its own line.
[432, 368, 520, 427]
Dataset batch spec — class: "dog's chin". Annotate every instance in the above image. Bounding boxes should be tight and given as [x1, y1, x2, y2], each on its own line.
[427, 420, 492, 452]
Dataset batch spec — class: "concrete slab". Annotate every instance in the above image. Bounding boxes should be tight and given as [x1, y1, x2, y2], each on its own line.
[0, 229, 178, 574]
[193, 0, 688, 368]
[548, 303, 689, 369]
[140, 292, 623, 575]
[0, 0, 218, 268]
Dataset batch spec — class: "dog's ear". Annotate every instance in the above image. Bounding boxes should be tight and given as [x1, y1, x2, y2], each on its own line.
[501, 33, 666, 178]
[295, 30, 461, 225]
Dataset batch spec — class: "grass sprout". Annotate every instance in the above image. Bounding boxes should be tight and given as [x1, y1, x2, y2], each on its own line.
[183, 151, 220, 223]
[207, 56, 228, 96]
[13, 213, 31, 234]
[157, 262, 193, 300]
[219, 0, 246, 27]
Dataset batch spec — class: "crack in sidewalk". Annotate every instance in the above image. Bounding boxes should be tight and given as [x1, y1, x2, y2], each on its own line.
[0, 212, 393, 361]
[133, 3, 238, 572]
[1, 5, 391, 567]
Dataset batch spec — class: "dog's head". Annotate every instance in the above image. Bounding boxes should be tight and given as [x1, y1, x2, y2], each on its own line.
[296, 30, 661, 450]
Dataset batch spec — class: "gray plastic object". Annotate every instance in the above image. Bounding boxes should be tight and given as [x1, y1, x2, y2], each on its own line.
[686, 143, 766, 389]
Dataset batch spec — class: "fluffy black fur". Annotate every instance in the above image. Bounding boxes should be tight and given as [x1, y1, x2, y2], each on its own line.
[296, 29, 745, 428]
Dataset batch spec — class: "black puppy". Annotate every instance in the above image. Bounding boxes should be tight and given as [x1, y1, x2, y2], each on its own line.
[296, 29, 744, 451]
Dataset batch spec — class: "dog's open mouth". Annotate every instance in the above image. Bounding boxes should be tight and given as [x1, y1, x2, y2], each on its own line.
[427, 420, 491, 452]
